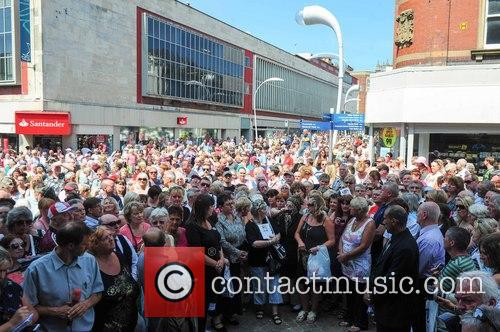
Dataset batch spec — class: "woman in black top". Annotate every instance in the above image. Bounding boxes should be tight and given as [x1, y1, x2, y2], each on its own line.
[186, 194, 226, 332]
[274, 194, 303, 312]
[0, 247, 38, 331]
[88, 227, 140, 332]
[245, 198, 283, 325]
[294, 191, 335, 323]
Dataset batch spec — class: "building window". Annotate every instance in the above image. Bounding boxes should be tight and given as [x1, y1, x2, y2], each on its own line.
[0, 0, 14, 82]
[143, 14, 244, 107]
[245, 56, 251, 68]
[486, 0, 500, 47]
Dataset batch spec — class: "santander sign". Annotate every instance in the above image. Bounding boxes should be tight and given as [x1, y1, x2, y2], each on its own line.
[15, 112, 72, 135]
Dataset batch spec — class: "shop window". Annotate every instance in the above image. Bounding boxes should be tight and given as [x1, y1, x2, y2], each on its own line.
[486, 0, 500, 47]
[0, 0, 19, 85]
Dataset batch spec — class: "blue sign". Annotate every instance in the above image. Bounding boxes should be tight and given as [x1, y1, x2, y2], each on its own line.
[19, 0, 31, 62]
[300, 120, 331, 131]
[333, 114, 365, 131]
[322, 113, 332, 122]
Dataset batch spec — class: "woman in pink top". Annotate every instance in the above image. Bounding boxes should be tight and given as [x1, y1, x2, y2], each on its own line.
[119, 201, 151, 252]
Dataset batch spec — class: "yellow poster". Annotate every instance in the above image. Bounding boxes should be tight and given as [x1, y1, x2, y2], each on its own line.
[381, 128, 398, 147]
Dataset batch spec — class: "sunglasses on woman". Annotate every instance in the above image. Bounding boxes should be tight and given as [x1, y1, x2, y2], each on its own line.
[9, 242, 24, 250]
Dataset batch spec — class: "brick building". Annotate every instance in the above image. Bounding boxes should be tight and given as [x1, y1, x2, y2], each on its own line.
[365, 0, 500, 176]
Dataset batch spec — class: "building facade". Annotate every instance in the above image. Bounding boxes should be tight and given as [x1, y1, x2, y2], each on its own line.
[0, 0, 354, 152]
[366, 0, 500, 176]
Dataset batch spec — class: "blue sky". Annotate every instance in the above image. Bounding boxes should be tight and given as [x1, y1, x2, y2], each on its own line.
[181, 0, 395, 71]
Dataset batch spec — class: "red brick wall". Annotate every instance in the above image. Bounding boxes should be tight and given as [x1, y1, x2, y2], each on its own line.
[394, 0, 481, 68]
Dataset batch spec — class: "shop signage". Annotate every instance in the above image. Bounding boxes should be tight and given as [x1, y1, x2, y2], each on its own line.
[381, 127, 398, 147]
[177, 116, 188, 125]
[15, 112, 72, 135]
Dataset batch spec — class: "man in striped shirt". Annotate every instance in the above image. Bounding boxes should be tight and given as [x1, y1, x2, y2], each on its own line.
[439, 226, 477, 293]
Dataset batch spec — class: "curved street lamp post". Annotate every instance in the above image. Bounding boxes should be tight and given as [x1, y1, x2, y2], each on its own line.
[252, 77, 284, 140]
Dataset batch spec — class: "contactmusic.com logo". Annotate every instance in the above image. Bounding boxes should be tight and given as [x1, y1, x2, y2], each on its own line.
[144, 247, 205, 317]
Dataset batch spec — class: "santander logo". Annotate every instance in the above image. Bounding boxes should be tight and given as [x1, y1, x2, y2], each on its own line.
[18, 119, 29, 127]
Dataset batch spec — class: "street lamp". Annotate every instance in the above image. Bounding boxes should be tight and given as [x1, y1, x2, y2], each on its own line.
[252, 77, 284, 140]
[296, 5, 344, 161]
[344, 84, 360, 113]
[299, 52, 349, 70]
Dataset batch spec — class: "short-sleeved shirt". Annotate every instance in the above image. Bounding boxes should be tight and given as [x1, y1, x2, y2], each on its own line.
[439, 255, 477, 292]
[23, 250, 104, 332]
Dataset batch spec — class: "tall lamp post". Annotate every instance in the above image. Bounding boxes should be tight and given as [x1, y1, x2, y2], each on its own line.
[344, 84, 360, 113]
[252, 77, 284, 140]
[296, 5, 344, 161]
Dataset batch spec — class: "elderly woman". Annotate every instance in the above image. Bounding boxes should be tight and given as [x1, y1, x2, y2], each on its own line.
[133, 172, 149, 195]
[88, 226, 140, 331]
[343, 175, 356, 196]
[294, 192, 335, 323]
[119, 202, 151, 252]
[149, 207, 175, 246]
[469, 218, 498, 272]
[0, 247, 38, 330]
[0, 234, 27, 284]
[338, 197, 376, 332]
[468, 203, 490, 225]
[5, 207, 40, 257]
[245, 198, 283, 325]
[215, 193, 247, 324]
[234, 196, 252, 225]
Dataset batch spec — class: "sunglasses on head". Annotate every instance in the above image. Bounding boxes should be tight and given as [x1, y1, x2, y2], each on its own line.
[9, 242, 24, 250]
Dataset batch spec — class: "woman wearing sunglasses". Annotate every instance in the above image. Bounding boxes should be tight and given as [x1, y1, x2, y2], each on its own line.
[5, 207, 41, 259]
[0, 235, 27, 285]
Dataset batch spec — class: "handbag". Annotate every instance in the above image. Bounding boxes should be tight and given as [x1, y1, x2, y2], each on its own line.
[257, 218, 286, 275]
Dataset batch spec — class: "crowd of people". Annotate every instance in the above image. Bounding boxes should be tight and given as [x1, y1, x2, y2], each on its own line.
[0, 130, 498, 332]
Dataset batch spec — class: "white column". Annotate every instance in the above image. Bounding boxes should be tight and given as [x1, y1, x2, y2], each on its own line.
[418, 133, 430, 159]
[399, 123, 407, 162]
[406, 124, 414, 166]
[18, 134, 33, 150]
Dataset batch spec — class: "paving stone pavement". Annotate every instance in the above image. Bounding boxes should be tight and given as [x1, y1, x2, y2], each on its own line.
[210, 305, 376, 332]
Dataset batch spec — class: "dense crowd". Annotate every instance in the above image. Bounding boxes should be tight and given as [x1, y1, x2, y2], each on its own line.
[0, 130, 498, 332]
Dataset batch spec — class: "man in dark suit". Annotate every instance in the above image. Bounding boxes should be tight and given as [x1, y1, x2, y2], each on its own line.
[369, 205, 419, 332]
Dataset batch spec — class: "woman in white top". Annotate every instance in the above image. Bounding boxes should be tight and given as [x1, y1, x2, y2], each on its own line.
[337, 197, 376, 332]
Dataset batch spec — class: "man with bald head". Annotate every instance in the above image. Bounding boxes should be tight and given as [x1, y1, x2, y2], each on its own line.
[412, 201, 445, 332]
[99, 178, 123, 209]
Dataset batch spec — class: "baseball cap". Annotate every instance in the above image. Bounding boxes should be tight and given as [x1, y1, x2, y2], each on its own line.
[63, 182, 78, 191]
[284, 170, 293, 176]
[223, 170, 232, 177]
[48, 202, 75, 219]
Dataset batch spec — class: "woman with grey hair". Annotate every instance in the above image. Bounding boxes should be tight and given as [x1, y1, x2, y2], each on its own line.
[149, 207, 174, 247]
[6, 207, 41, 257]
[338, 196, 376, 331]
[0, 246, 39, 329]
[234, 196, 252, 225]
[245, 198, 283, 325]
[123, 192, 140, 209]
[294, 192, 335, 323]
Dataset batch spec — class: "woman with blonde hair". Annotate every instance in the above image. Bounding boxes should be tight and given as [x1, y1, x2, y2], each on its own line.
[324, 164, 338, 185]
[354, 161, 368, 185]
[425, 189, 448, 204]
[454, 195, 475, 233]
[294, 192, 335, 323]
[469, 217, 497, 272]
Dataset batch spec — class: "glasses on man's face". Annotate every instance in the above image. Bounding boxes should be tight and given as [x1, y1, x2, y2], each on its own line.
[9, 242, 24, 250]
[102, 220, 120, 227]
[409, 186, 421, 190]
[200, 183, 210, 187]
